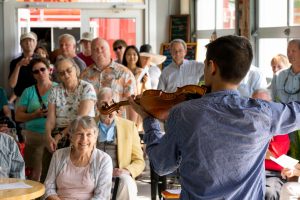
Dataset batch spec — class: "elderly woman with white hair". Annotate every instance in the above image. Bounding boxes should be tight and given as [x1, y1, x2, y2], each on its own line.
[44, 116, 113, 200]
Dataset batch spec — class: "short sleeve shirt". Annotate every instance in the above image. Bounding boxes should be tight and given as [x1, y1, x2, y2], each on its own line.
[48, 80, 97, 128]
[0, 88, 8, 116]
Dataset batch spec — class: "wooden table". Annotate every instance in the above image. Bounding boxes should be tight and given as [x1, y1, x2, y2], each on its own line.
[0, 178, 45, 200]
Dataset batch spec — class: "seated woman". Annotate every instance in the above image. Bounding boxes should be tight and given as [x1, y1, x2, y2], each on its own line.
[44, 116, 113, 200]
[42, 57, 97, 182]
[16, 57, 57, 181]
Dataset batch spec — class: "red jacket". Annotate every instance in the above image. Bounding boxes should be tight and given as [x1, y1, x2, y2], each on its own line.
[265, 134, 290, 171]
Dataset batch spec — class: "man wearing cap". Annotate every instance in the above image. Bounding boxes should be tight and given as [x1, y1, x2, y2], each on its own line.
[8, 32, 38, 98]
[77, 32, 94, 67]
[158, 39, 205, 92]
[58, 33, 86, 71]
[140, 44, 166, 89]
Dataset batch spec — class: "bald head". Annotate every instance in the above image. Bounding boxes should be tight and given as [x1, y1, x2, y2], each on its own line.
[252, 89, 272, 102]
[91, 37, 112, 69]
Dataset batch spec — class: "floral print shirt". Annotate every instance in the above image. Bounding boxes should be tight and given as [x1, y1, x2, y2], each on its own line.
[48, 80, 97, 128]
[80, 61, 137, 102]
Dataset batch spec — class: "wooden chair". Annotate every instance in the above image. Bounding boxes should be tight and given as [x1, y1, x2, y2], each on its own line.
[161, 190, 180, 199]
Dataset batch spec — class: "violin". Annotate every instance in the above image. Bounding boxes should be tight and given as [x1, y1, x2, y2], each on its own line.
[100, 85, 209, 121]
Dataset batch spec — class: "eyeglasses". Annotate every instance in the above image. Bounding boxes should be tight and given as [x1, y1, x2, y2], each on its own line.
[283, 67, 300, 95]
[57, 66, 74, 77]
[32, 67, 47, 74]
[113, 46, 123, 51]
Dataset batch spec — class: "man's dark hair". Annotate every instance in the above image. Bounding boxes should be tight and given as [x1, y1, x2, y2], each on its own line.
[205, 35, 253, 84]
[113, 39, 127, 48]
[140, 44, 152, 53]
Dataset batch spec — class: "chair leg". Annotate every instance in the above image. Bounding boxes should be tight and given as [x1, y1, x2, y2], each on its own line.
[111, 177, 120, 200]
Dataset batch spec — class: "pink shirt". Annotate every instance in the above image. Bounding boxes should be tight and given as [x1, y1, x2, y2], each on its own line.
[56, 157, 95, 200]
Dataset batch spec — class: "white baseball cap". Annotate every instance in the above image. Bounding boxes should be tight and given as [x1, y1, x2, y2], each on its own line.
[80, 32, 93, 42]
[20, 32, 37, 41]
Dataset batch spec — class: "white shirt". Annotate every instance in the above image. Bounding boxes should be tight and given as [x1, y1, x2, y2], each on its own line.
[148, 65, 161, 89]
[158, 60, 204, 92]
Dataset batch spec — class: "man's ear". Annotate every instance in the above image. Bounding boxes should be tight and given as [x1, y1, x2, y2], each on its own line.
[208, 60, 217, 75]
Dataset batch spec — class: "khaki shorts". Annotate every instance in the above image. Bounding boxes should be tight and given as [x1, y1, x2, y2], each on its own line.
[22, 130, 45, 171]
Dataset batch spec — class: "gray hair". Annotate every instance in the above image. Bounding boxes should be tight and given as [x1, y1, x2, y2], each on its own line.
[58, 34, 76, 46]
[55, 56, 80, 77]
[289, 39, 300, 49]
[252, 88, 272, 99]
[69, 116, 99, 136]
[170, 39, 187, 51]
[97, 87, 120, 102]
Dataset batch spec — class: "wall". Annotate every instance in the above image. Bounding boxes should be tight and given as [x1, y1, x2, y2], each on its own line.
[0, 1, 4, 89]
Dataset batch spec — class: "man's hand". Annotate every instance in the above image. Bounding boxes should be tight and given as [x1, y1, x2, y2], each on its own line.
[46, 135, 57, 153]
[113, 168, 131, 177]
[128, 95, 150, 119]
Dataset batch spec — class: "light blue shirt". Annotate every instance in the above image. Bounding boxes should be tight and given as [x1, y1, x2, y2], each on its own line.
[271, 67, 300, 103]
[158, 60, 204, 92]
[143, 90, 300, 200]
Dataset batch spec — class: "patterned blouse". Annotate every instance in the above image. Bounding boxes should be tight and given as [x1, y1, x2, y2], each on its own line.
[48, 79, 97, 128]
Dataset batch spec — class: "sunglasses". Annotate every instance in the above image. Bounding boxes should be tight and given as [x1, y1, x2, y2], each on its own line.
[113, 46, 123, 51]
[32, 67, 47, 74]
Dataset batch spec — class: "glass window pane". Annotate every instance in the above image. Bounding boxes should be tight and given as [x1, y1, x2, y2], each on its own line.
[197, 39, 210, 63]
[216, 0, 235, 29]
[259, 0, 287, 27]
[291, 0, 300, 26]
[259, 38, 288, 79]
[196, 0, 215, 30]
[90, 18, 136, 60]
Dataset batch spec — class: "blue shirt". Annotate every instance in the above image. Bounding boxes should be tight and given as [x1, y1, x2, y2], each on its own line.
[143, 90, 300, 200]
[271, 67, 300, 103]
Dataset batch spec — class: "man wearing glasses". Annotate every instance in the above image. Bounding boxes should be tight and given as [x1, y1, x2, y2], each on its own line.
[271, 39, 300, 160]
[112, 39, 127, 64]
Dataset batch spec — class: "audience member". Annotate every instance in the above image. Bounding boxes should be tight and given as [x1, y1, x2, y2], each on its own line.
[41, 57, 97, 182]
[80, 37, 137, 121]
[252, 89, 290, 200]
[15, 57, 57, 181]
[237, 65, 268, 97]
[140, 44, 166, 89]
[77, 32, 94, 66]
[129, 35, 300, 199]
[35, 45, 50, 60]
[96, 87, 145, 200]
[44, 116, 112, 200]
[271, 39, 300, 160]
[0, 132, 25, 179]
[8, 32, 37, 98]
[271, 54, 290, 74]
[157, 39, 204, 92]
[58, 34, 86, 71]
[113, 39, 127, 64]
[280, 163, 300, 199]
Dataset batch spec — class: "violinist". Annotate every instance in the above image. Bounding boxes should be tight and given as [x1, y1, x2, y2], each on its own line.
[157, 39, 204, 93]
[129, 35, 300, 199]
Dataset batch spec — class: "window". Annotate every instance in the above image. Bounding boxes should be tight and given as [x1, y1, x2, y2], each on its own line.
[257, 0, 300, 79]
[196, 0, 236, 62]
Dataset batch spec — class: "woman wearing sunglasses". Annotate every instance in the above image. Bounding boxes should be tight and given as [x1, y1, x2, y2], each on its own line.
[16, 57, 58, 181]
[41, 56, 97, 182]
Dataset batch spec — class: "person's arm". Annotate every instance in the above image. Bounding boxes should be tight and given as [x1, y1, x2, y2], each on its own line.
[129, 96, 180, 175]
[77, 99, 95, 116]
[2, 105, 11, 118]
[45, 103, 57, 153]
[44, 151, 60, 199]
[9, 137, 25, 179]
[92, 152, 113, 200]
[16, 106, 46, 122]
[8, 57, 31, 88]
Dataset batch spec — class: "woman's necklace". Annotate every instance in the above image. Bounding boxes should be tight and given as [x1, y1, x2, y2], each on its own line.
[64, 80, 80, 96]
